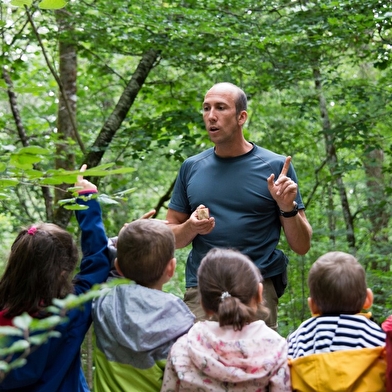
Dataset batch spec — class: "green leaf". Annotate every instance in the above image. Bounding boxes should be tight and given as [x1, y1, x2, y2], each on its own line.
[38, 0, 67, 9]
[97, 194, 119, 205]
[29, 333, 51, 345]
[0, 361, 10, 372]
[10, 154, 42, 169]
[58, 198, 77, 206]
[10, 0, 32, 6]
[0, 326, 24, 336]
[0, 339, 29, 355]
[44, 306, 61, 314]
[63, 204, 89, 210]
[30, 315, 63, 331]
[39, 175, 76, 185]
[114, 188, 137, 197]
[8, 357, 27, 370]
[14, 86, 47, 94]
[0, 179, 19, 187]
[67, 186, 82, 193]
[16, 146, 50, 156]
[0, 193, 10, 200]
[104, 278, 131, 287]
[24, 169, 44, 179]
[29, 330, 62, 345]
[53, 290, 102, 311]
[12, 313, 32, 330]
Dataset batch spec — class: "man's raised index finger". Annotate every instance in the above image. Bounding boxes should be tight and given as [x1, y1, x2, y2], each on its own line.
[280, 156, 292, 177]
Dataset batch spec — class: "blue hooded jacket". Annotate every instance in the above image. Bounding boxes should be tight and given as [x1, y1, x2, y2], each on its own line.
[0, 195, 110, 391]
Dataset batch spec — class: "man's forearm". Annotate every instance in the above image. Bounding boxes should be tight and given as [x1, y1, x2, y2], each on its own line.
[281, 210, 312, 255]
[169, 220, 197, 249]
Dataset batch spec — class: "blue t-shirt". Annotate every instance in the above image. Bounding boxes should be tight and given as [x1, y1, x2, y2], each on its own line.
[169, 143, 305, 287]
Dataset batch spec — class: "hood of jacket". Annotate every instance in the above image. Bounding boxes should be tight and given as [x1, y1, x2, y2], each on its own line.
[186, 320, 288, 384]
[289, 346, 386, 392]
[92, 283, 194, 369]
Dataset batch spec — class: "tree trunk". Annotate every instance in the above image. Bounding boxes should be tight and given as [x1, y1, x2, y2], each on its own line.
[363, 148, 390, 270]
[84, 49, 160, 169]
[313, 65, 356, 251]
[53, 9, 78, 228]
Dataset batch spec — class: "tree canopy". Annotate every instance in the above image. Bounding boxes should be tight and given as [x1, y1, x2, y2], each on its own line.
[1, 0, 392, 333]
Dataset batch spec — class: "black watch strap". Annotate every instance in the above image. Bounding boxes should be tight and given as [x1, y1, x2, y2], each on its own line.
[280, 202, 298, 218]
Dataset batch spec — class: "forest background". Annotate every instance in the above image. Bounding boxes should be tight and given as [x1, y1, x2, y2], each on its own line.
[1, 0, 392, 387]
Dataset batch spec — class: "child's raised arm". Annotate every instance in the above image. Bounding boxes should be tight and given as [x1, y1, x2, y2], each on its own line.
[73, 165, 110, 294]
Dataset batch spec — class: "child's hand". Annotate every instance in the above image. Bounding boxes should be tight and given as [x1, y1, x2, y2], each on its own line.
[140, 209, 157, 219]
[138, 209, 168, 224]
[75, 164, 98, 194]
[121, 209, 168, 230]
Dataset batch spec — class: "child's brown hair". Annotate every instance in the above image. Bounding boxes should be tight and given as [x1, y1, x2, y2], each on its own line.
[0, 223, 79, 318]
[198, 248, 266, 331]
[308, 251, 367, 314]
[116, 219, 175, 286]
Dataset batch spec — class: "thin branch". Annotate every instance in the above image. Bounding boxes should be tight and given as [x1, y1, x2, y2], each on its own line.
[2, 67, 54, 221]
[24, 6, 86, 154]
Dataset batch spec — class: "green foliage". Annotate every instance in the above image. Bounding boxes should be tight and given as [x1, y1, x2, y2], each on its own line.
[10, 0, 67, 9]
[1, 1, 392, 384]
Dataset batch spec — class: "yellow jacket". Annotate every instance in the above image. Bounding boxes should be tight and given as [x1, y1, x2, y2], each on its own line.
[288, 346, 386, 392]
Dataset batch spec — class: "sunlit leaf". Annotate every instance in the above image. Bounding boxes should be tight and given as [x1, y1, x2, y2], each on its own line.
[62, 204, 89, 210]
[38, 0, 67, 9]
[0, 326, 23, 336]
[10, 0, 32, 7]
[8, 357, 27, 370]
[58, 198, 77, 206]
[0, 361, 10, 372]
[30, 315, 63, 331]
[16, 146, 50, 156]
[29, 330, 62, 345]
[12, 313, 32, 330]
[44, 306, 61, 314]
[0, 339, 29, 355]
[24, 169, 45, 179]
[14, 86, 47, 94]
[97, 194, 119, 205]
[11, 154, 42, 169]
[114, 188, 137, 197]
[0, 179, 19, 187]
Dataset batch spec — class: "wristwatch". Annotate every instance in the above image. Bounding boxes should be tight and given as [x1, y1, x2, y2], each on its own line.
[280, 201, 298, 218]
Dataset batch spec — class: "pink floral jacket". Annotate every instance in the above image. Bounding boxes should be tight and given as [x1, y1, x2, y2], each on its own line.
[161, 320, 291, 392]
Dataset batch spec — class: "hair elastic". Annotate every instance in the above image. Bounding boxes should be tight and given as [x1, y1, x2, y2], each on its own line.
[220, 291, 231, 301]
[27, 226, 37, 235]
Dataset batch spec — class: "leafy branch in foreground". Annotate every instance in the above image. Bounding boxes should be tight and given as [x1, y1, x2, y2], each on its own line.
[0, 278, 129, 383]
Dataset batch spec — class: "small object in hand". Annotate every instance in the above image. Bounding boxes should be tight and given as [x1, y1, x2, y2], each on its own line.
[197, 207, 209, 220]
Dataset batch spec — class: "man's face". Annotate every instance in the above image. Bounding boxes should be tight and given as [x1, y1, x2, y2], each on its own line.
[202, 86, 242, 146]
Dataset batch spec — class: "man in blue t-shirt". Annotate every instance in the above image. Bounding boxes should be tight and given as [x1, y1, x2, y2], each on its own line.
[166, 82, 312, 329]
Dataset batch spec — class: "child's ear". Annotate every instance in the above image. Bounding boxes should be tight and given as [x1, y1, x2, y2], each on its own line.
[114, 259, 124, 277]
[363, 288, 374, 310]
[308, 297, 321, 316]
[166, 258, 176, 279]
[257, 282, 263, 303]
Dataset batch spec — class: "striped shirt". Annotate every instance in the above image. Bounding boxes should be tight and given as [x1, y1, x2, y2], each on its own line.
[287, 314, 386, 359]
